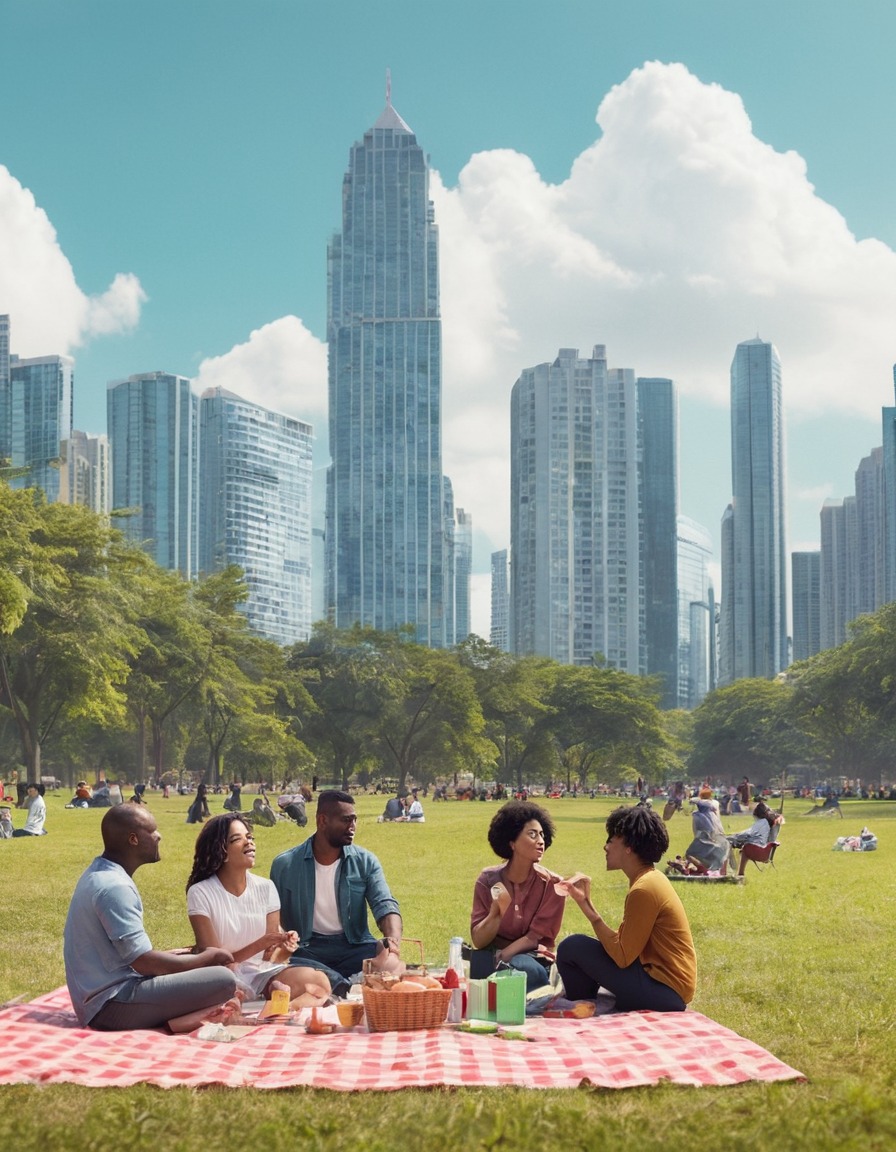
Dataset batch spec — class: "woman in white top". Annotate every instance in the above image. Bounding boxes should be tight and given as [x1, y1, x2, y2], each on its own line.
[186, 814, 330, 1008]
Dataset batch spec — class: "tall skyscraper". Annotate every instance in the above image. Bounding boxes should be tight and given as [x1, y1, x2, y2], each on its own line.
[720, 338, 788, 682]
[454, 507, 473, 643]
[199, 387, 313, 646]
[326, 81, 448, 645]
[510, 346, 644, 672]
[490, 549, 510, 651]
[677, 516, 713, 708]
[9, 354, 74, 502]
[107, 371, 198, 578]
[638, 377, 678, 707]
[819, 496, 857, 651]
[791, 550, 821, 662]
[854, 447, 887, 617]
[443, 477, 456, 646]
[59, 430, 111, 514]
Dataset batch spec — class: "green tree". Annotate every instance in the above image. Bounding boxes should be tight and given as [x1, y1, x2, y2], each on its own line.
[287, 623, 385, 790]
[541, 665, 670, 790]
[455, 638, 556, 790]
[0, 492, 144, 777]
[689, 678, 802, 785]
[373, 639, 487, 790]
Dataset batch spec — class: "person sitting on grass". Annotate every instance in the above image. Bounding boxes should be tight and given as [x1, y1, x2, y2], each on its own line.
[556, 804, 697, 1012]
[680, 787, 732, 874]
[63, 804, 237, 1031]
[470, 800, 565, 991]
[12, 783, 46, 836]
[186, 814, 330, 1009]
[270, 790, 404, 998]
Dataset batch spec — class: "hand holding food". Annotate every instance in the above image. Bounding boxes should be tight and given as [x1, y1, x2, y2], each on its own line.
[490, 882, 512, 916]
[554, 872, 591, 904]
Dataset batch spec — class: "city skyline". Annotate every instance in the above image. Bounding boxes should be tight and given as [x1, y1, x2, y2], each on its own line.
[3, 3, 896, 636]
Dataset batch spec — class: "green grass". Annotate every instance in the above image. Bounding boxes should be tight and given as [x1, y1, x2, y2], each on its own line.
[2, 791, 896, 1151]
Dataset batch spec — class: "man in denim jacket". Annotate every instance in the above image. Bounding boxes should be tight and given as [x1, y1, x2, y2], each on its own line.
[270, 790, 403, 996]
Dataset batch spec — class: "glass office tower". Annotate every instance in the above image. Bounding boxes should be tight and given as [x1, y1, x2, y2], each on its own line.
[454, 507, 473, 644]
[199, 387, 313, 647]
[638, 376, 679, 708]
[510, 345, 644, 672]
[9, 354, 74, 502]
[490, 549, 510, 652]
[107, 371, 198, 578]
[326, 86, 447, 646]
[721, 338, 788, 682]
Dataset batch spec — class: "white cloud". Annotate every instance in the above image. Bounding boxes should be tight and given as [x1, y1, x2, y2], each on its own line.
[432, 60, 896, 555]
[0, 165, 145, 354]
[193, 316, 327, 430]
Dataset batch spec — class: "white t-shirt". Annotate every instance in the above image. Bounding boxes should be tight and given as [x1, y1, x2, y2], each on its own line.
[187, 872, 280, 973]
[23, 794, 46, 834]
[312, 859, 342, 934]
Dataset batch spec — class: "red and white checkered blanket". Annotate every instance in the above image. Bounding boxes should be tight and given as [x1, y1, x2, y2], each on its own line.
[0, 987, 804, 1090]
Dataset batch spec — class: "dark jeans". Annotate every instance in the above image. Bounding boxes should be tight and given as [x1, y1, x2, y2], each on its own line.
[557, 934, 686, 1012]
[290, 932, 380, 995]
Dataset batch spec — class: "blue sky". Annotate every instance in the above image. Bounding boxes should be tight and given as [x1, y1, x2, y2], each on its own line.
[3, 0, 896, 633]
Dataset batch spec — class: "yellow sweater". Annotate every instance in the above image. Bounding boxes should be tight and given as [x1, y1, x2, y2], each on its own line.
[594, 869, 697, 1003]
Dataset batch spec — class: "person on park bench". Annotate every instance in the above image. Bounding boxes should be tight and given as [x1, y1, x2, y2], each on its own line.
[270, 789, 404, 997]
[63, 804, 237, 1031]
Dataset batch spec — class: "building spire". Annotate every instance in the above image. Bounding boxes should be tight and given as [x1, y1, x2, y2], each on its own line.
[373, 70, 411, 132]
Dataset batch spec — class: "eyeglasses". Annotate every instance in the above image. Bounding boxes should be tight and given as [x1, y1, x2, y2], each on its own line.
[521, 829, 544, 841]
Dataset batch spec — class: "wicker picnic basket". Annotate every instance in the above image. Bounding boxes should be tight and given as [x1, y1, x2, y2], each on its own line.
[361, 940, 452, 1033]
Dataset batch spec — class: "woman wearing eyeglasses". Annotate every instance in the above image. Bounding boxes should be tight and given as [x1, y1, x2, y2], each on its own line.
[470, 801, 566, 990]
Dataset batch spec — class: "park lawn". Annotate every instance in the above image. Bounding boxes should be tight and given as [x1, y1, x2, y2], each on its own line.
[1, 791, 894, 1152]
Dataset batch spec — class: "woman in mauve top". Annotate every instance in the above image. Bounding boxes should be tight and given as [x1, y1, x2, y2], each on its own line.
[470, 801, 566, 991]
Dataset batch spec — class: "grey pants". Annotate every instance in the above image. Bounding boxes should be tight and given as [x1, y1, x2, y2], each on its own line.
[89, 967, 237, 1031]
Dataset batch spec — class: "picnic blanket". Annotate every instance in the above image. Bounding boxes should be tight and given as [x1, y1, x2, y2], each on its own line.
[0, 987, 804, 1091]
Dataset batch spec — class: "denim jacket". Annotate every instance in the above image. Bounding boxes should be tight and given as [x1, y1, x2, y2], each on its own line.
[270, 836, 401, 945]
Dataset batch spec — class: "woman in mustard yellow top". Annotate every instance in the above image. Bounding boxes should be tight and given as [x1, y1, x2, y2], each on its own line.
[556, 805, 696, 1012]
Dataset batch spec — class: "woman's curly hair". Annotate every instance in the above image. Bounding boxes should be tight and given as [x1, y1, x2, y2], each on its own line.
[487, 801, 555, 859]
[605, 804, 669, 864]
[186, 813, 251, 890]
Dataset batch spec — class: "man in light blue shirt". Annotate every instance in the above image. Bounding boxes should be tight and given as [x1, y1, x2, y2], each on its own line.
[63, 804, 236, 1030]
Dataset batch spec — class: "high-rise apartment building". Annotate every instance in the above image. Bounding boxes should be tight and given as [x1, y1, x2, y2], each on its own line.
[854, 447, 887, 617]
[107, 371, 198, 579]
[677, 516, 713, 708]
[59, 430, 111, 514]
[199, 387, 313, 647]
[791, 550, 821, 662]
[719, 338, 788, 682]
[443, 477, 456, 646]
[819, 496, 857, 651]
[326, 83, 448, 645]
[454, 507, 473, 644]
[638, 377, 678, 707]
[490, 549, 510, 652]
[510, 345, 644, 672]
[9, 354, 74, 502]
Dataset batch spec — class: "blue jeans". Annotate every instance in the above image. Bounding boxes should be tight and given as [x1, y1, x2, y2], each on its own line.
[557, 934, 686, 1012]
[505, 952, 552, 991]
[290, 932, 380, 994]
